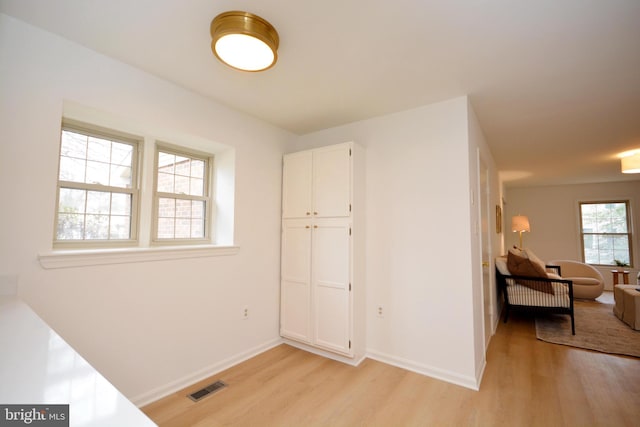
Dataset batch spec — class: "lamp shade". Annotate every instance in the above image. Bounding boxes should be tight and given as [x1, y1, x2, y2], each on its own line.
[512, 215, 530, 233]
[621, 152, 640, 174]
[210, 11, 279, 72]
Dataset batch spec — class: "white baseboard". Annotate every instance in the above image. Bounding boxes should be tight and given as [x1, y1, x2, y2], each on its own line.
[131, 337, 282, 407]
[133, 340, 483, 407]
[365, 349, 480, 391]
[282, 338, 366, 367]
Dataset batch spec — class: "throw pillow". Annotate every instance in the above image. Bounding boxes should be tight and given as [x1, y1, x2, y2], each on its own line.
[507, 250, 555, 295]
[523, 248, 548, 276]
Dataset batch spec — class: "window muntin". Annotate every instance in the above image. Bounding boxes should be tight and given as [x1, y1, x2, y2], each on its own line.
[154, 146, 211, 242]
[580, 201, 632, 267]
[55, 125, 139, 245]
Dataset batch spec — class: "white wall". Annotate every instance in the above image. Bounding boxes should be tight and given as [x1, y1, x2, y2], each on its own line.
[291, 97, 488, 389]
[0, 14, 292, 404]
[505, 181, 640, 289]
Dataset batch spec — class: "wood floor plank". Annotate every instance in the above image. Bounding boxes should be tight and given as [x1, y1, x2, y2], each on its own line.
[143, 308, 640, 426]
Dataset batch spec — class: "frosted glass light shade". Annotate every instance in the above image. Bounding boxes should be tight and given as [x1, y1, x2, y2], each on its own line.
[621, 153, 640, 174]
[210, 11, 279, 72]
[512, 215, 530, 233]
[214, 34, 275, 71]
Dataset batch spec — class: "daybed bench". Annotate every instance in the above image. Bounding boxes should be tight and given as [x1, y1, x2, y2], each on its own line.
[496, 255, 575, 335]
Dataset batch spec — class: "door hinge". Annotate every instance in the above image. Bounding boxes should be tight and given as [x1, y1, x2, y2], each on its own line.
[349, 283, 352, 291]
[349, 148, 352, 156]
[349, 228, 352, 236]
[349, 340, 352, 349]
[349, 204, 352, 212]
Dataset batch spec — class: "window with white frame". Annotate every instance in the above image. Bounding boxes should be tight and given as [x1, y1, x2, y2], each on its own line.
[154, 145, 212, 242]
[579, 201, 633, 267]
[55, 122, 139, 246]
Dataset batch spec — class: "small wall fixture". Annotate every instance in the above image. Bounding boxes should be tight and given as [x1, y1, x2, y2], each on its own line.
[210, 11, 279, 72]
[621, 152, 640, 174]
[512, 215, 530, 248]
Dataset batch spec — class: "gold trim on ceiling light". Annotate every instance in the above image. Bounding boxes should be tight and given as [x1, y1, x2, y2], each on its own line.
[210, 11, 279, 72]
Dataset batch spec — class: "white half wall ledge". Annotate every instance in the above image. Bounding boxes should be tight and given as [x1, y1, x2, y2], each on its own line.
[38, 245, 240, 269]
[365, 349, 481, 391]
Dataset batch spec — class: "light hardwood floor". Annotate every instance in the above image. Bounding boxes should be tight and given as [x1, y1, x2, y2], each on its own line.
[143, 307, 639, 426]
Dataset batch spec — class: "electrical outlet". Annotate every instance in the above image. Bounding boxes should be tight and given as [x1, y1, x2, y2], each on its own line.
[377, 305, 384, 318]
[242, 306, 249, 320]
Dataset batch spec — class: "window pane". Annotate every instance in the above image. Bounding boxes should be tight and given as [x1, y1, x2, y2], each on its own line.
[175, 219, 191, 238]
[111, 142, 133, 166]
[175, 175, 189, 194]
[86, 160, 110, 185]
[175, 156, 190, 176]
[109, 215, 130, 239]
[59, 188, 86, 213]
[190, 178, 204, 196]
[57, 213, 84, 240]
[85, 214, 109, 239]
[87, 137, 111, 162]
[176, 199, 191, 218]
[192, 201, 204, 219]
[86, 191, 111, 214]
[158, 197, 175, 218]
[191, 159, 205, 178]
[111, 193, 131, 216]
[157, 218, 174, 238]
[612, 235, 630, 265]
[158, 152, 175, 173]
[61, 130, 87, 158]
[110, 164, 132, 188]
[191, 218, 205, 238]
[157, 172, 174, 193]
[59, 156, 86, 183]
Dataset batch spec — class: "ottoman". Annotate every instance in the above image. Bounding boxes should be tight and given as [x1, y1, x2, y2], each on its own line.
[613, 285, 640, 330]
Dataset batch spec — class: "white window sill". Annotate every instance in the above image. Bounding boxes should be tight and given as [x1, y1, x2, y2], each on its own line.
[38, 245, 240, 269]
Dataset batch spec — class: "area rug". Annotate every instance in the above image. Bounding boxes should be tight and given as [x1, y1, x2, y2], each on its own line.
[535, 300, 640, 358]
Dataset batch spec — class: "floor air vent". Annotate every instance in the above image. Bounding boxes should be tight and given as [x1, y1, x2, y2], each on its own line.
[188, 380, 227, 402]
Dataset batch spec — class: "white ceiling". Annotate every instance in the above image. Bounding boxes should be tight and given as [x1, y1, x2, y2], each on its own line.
[2, 0, 640, 187]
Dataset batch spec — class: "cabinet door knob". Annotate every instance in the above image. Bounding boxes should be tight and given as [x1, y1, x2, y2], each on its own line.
[305, 225, 310, 229]
[314, 225, 318, 229]
[313, 212, 318, 215]
[306, 212, 311, 216]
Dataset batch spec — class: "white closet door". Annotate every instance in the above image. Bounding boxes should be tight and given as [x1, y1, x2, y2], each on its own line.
[312, 144, 351, 218]
[280, 219, 312, 342]
[312, 218, 351, 354]
[282, 151, 313, 218]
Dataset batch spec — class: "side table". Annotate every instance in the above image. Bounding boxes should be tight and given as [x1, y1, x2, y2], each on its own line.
[611, 269, 630, 285]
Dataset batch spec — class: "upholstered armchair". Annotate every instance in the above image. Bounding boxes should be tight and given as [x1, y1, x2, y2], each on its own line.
[547, 260, 605, 299]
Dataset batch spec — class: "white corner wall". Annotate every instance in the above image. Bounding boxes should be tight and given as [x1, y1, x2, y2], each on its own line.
[467, 100, 502, 383]
[0, 14, 293, 404]
[292, 97, 483, 389]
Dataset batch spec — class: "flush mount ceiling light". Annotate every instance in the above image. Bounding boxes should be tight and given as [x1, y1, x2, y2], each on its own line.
[210, 11, 279, 72]
[621, 151, 640, 174]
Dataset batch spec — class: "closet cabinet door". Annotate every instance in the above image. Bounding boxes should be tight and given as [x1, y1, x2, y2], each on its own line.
[312, 219, 351, 354]
[282, 151, 313, 218]
[312, 144, 351, 218]
[280, 219, 312, 343]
